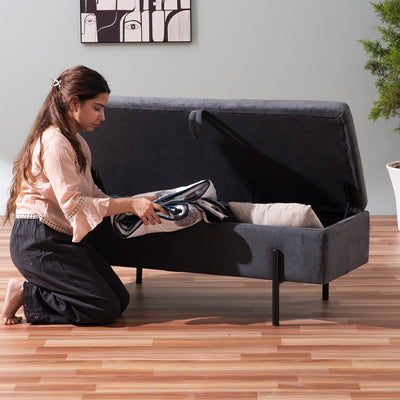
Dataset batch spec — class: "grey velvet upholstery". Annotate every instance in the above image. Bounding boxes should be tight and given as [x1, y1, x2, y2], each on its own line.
[84, 96, 369, 320]
[91, 212, 369, 285]
[84, 97, 367, 226]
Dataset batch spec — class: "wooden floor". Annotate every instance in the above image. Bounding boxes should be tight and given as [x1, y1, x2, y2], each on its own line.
[0, 216, 399, 399]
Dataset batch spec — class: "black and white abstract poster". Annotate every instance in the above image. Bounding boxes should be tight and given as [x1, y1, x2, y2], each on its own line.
[81, 0, 191, 43]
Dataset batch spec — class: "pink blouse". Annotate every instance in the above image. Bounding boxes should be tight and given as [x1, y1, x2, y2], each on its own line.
[16, 127, 111, 243]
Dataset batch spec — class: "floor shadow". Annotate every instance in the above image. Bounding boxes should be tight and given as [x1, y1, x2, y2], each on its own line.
[106, 271, 399, 330]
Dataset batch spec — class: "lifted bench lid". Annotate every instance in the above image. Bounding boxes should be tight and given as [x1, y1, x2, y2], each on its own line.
[84, 96, 368, 226]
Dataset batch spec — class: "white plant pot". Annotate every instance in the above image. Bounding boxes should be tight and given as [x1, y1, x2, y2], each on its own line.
[387, 161, 400, 230]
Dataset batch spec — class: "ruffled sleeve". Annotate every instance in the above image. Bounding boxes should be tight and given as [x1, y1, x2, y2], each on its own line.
[42, 131, 110, 242]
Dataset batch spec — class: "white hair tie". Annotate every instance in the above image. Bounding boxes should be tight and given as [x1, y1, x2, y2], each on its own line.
[50, 78, 62, 90]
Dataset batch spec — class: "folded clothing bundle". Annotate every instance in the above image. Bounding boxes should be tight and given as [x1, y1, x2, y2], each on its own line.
[112, 179, 228, 239]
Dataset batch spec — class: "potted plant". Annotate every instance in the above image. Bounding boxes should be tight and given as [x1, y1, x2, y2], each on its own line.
[360, 0, 400, 229]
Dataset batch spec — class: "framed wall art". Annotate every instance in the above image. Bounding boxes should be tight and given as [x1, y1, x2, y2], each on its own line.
[81, 0, 191, 43]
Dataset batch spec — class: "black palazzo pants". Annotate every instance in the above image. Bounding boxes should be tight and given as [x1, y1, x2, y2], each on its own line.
[10, 218, 130, 325]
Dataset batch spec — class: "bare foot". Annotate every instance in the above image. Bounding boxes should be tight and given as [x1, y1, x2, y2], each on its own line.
[1, 278, 24, 325]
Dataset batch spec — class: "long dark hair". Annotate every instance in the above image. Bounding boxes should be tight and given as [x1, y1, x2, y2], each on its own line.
[4, 65, 110, 223]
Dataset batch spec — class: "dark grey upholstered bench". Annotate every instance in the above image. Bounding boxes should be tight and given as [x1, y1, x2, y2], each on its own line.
[84, 96, 370, 326]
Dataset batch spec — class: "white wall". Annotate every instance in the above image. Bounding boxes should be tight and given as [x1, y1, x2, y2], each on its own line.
[0, 0, 397, 214]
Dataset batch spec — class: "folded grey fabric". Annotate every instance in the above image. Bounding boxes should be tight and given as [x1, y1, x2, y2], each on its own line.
[228, 202, 324, 228]
[112, 179, 228, 238]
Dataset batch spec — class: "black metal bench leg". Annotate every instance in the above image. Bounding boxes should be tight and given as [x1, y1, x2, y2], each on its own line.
[272, 249, 284, 326]
[136, 267, 143, 284]
[322, 282, 329, 300]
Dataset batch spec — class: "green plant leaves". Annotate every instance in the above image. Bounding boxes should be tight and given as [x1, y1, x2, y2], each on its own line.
[359, 0, 400, 133]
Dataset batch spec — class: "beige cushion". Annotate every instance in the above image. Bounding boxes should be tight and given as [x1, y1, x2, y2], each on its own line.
[228, 202, 323, 228]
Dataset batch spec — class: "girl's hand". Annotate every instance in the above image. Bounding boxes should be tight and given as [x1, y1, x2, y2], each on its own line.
[130, 196, 168, 225]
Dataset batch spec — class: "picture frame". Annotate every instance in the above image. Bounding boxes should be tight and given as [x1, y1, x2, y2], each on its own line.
[81, 0, 192, 43]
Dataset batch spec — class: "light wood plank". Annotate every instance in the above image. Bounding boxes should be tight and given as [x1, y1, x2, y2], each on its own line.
[0, 216, 399, 399]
